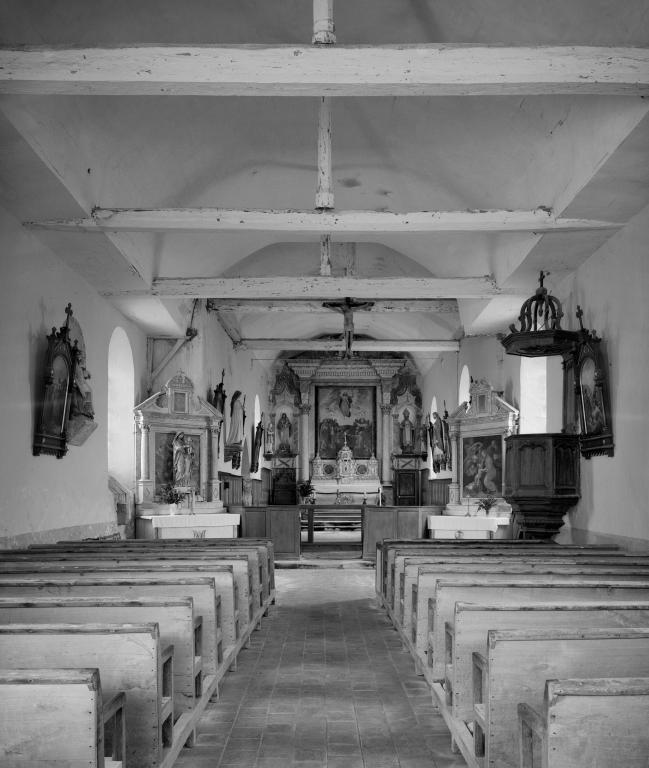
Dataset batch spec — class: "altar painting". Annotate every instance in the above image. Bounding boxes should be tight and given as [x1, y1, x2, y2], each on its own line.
[316, 386, 375, 459]
[462, 434, 502, 497]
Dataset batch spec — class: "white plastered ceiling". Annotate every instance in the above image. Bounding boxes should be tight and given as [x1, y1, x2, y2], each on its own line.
[0, 1, 648, 368]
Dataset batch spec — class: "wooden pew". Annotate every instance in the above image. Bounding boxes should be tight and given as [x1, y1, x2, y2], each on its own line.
[410, 560, 649, 662]
[0, 596, 203, 718]
[518, 677, 649, 768]
[396, 549, 649, 618]
[446, 600, 649, 722]
[429, 579, 649, 683]
[381, 542, 619, 610]
[376, 540, 616, 604]
[471, 627, 649, 768]
[0, 575, 224, 679]
[2, 548, 258, 635]
[0, 623, 174, 768]
[0, 560, 242, 655]
[0, 668, 126, 767]
[402, 555, 649, 634]
[49, 538, 276, 607]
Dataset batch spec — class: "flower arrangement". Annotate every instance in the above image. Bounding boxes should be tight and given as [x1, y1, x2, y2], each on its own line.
[297, 479, 315, 502]
[476, 496, 499, 515]
[159, 484, 186, 505]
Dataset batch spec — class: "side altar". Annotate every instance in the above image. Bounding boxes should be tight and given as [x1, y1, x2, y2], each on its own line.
[134, 372, 225, 517]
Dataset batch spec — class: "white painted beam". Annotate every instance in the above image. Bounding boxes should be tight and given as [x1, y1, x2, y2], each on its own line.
[25, 208, 624, 234]
[242, 338, 460, 352]
[1, 46, 647, 96]
[150, 275, 499, 299]
[209, 299, 459, 313]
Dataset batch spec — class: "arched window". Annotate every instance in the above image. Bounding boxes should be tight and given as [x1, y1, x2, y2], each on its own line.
[458, 365, 471, 407]
[107, 327, 135, 489]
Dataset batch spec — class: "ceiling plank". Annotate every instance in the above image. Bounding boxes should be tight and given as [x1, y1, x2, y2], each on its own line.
[150, 275, 499, 299]
[242, 338, 460, 352]
[1, 45, 647, 96]
[25, 208, 623, 234]
[208, 298, 459, 313]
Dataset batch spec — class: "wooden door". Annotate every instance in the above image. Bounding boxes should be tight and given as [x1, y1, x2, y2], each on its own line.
[394, 470, 419, 505]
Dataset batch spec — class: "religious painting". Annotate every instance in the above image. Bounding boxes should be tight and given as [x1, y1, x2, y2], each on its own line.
[316, 385, 375, 459]
[576, 333, 614, 458]
[461, 434, 503, 497]
[154, 431, 201, 495]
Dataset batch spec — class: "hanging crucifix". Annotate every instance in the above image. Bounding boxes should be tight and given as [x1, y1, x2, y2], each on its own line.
[322, 297, 374, 358]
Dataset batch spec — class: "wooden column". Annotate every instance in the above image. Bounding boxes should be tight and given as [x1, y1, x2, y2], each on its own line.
[381, 404, 393, 482]
[312, 0, 336, 44]
[299, 404, 312, 481]
[316, 96, 334, 210]
[209, 424, 221, 502]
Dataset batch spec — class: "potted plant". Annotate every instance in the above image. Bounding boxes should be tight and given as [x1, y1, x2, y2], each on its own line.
[297, 478, 315, 504]
[476, 496, 499, 516]
[159, 484, 186, 514]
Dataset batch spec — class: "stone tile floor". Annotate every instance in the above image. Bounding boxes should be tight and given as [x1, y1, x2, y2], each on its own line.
[176, 566, 467, 768]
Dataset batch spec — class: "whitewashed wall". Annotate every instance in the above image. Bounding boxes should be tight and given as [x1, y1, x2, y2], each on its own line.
[0, 206, 148, 545]
[556, 204, 649, 549]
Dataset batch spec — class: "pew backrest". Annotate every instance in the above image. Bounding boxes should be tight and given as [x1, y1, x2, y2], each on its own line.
[0, 622, 173, 768]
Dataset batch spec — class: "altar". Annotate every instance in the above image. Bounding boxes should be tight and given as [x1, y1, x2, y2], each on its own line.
[310, 436, 383, 505]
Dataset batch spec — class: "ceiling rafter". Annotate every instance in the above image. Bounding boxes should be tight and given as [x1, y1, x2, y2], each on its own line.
[1, 45, 647, 96]
[236, 338, 460, 352]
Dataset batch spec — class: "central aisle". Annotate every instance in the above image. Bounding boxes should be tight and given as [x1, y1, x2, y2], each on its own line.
[177, 566, 466, 768]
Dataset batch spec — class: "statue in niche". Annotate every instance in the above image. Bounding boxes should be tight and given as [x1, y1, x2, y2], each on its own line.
[429, 411, 449, 472]
[251, 415, 264, 473]
[212, 369, 226, 414]
[264, 417, 275, 456]
[277, 412, 293, 455]
[400, 408, 414, 452]
[226, 391, 245, 447]
[172, 431, 195, 487]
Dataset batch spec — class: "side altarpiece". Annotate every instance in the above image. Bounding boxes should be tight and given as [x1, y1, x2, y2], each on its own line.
[134, 372, 223, 513]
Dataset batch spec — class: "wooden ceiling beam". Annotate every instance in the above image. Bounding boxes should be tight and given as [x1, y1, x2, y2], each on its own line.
[25, 207, 623, 234]
[240, 338, 460, 352]
[1, 45, 647, 96]
[209, 298, 459, 313]
[151, 275, 499, 299]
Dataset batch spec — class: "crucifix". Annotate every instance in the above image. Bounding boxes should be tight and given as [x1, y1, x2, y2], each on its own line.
[322, 296, 374, 358]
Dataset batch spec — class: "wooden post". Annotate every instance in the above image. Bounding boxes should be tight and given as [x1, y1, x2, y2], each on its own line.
[316, 96, 334, 209]
[320, 234, 332, 275]
[312, 0, 336, 45]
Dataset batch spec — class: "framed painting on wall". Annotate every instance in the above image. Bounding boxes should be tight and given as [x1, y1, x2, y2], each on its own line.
[461, 434, 504, 497]
[316, 385, 376, 459]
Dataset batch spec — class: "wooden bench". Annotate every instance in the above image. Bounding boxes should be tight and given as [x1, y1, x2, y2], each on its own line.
[0, 667, 126, 767]
[375, 540, 616, 603]
[3, 548, 258, 636]
[396, 549, 649, 620]
[42, 539, 275, 612]
[410, 560, 649, 663]
[0, 575, 224, 679]
[0, 596, 204, 718]
[429, 579, 649, 683]
[51, 538, 276, 604]
[380, 543, 620, 608]
[471, 627, 649, 768]
[446, 600, 649, 722]
[0, 560, 242, 656]
[518, 677, 649, 768]
[0, 623, 174, 768]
